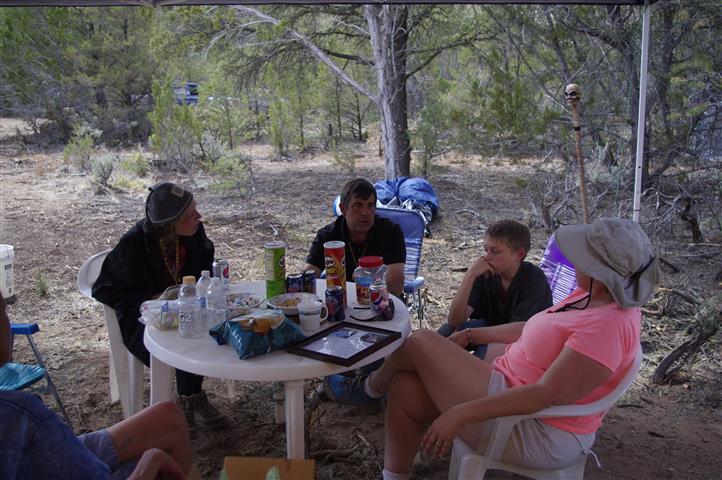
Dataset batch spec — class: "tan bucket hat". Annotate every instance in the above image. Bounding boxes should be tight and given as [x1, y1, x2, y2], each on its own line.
[555, 218, 659, 308]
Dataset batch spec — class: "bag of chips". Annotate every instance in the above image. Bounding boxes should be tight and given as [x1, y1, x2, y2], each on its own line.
[209, 310, 306, 360]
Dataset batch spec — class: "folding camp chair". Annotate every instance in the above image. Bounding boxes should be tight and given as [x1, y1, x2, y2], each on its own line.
[449, 347, 643, 480]
[332, 197, 427, 327]
[374, 207, 427, 328]
[539, 233, 577, 304]
[0, 322, 72, 428]
[78, 250, 144, 418]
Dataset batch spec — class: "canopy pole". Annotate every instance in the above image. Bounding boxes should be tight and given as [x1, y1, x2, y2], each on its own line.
[632, 0, 651, 223]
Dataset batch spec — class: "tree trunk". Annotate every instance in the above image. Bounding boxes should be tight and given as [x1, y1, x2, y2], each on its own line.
[364, 5, 411, 179]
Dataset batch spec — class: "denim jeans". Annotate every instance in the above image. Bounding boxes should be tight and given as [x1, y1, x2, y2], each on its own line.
[437, 318, 490, 359]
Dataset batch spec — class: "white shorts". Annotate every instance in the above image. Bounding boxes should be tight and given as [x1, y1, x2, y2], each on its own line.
[458, 369, 596, 470]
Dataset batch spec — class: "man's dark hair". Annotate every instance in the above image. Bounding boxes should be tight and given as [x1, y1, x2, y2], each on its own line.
[485, 220, 531, 259]
[340, 178, 376, 206]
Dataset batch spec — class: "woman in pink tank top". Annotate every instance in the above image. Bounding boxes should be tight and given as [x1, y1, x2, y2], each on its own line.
[362, 218, 659, 480]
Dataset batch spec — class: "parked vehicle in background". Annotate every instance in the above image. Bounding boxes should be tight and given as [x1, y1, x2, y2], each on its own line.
[173, 82, 199, 105]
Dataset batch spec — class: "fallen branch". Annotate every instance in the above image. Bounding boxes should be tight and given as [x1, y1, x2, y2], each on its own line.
[658, 257, 680, 273]
[652, 310, 720, 385]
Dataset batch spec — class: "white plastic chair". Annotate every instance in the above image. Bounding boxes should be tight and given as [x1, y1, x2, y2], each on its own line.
[449, 347, 643, 480]
[78, 250, 144, 418]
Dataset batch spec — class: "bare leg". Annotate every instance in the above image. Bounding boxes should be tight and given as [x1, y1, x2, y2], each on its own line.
[384, 372, 438, 474]
[379, 330, 495, 474]
[107, 401, 193, 474]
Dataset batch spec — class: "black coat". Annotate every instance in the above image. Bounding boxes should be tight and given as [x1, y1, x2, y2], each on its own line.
[92, 219, 214, 364]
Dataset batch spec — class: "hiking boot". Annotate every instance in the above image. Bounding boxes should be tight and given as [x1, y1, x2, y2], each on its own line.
[178, 391, 228, 431]
[323, 374, 384, 412]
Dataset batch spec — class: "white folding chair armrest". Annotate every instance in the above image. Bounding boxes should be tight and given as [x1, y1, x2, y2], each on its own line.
[485, 347, 642, 461]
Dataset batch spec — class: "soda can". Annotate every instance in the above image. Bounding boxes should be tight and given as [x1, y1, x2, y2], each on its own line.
[302, 270, 317, 295]
[370, 284, 392, 319]
[323, 240, 346, 307]
[264, 241, 286, 299]
[325, 285, 345, 322]
[212, 259, 230, 288]
[286, 273, 303, 294]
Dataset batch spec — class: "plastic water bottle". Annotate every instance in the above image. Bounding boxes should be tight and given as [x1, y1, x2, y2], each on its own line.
[206, 276, 226, 328]
[178, 275, 200, 338]
[196, 270, 211, 307]
[196, 270, 211, 330]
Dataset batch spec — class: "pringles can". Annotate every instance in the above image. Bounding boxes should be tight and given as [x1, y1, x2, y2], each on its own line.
[212, 259, 230, 288]
[325, 285, 345, 322]
[323, 240, 346, 307]
[302, 270, 317, 295]
[264, 241, 286, 299]
[286, 273, 303, 294]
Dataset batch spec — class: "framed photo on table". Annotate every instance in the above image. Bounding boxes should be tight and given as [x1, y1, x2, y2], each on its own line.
[287, 322, 401, 367]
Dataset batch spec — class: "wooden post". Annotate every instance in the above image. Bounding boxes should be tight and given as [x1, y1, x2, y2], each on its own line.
[565, 84, 591, 224]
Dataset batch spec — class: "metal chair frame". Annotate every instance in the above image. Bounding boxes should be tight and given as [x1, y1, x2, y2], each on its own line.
[1, 322, 72, 428]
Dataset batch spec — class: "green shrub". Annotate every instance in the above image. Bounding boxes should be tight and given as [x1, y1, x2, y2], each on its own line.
[34, 271, 48, 296]
[113, 174, 146, 191]
[268, 98, 293, 158]
[91, 154, 114, 187]
[148, 78, 203, 172]
[206, 151, 249, 195]
[120, 145, 150, 177]
[329, 144, 357, 175]
[63, 123, 102, 172]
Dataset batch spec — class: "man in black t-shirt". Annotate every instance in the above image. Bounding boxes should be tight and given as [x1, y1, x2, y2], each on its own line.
[303, 178, 406, 297]
[438, 220, 552, 359]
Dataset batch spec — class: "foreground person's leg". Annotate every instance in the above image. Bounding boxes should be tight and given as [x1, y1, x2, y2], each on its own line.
[107, 401, 193, 474]
[371, 330, 493, 410]
[384, 371, 439, 476]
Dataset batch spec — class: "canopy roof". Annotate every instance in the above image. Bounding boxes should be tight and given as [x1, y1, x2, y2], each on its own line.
[0, 1, 650, 7]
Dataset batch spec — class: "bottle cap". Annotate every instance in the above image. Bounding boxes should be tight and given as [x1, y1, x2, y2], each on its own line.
[182, 275, 196, 285]
[359, 256, 383, 268]
[201, 270, 210, 277]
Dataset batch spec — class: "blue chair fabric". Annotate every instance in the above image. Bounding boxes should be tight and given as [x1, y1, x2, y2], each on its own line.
[0, 322, 72, 428]
[374, 206, 427, 327]
[539, 233, 577, 304]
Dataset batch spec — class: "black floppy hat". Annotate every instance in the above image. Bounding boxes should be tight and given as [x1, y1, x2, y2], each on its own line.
[145, 182, 193, 226]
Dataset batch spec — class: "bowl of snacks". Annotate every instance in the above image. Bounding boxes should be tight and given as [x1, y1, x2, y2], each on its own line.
[226, 292, 265, 318]
[266, 292, 318, 316]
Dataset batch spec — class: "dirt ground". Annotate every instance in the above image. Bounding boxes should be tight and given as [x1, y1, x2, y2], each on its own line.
[1, 117, 721, 479]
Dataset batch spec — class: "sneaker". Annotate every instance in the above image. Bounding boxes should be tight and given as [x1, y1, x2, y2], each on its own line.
[178, 391, 228, 431]
[323, 374, 384, 411]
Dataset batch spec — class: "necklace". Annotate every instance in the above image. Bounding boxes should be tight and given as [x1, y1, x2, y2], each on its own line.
[348, 240, 368, 271]
[160, 237, 181, 284]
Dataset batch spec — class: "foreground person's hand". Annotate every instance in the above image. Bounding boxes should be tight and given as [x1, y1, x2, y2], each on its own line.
[421, 406, 465, 458]
[128, 448, 186, 480]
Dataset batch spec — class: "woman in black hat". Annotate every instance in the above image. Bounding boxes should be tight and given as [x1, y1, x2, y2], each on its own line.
[93, 182, 225, 431]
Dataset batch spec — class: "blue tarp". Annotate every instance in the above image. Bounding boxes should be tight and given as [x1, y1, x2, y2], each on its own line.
[374, 177, 439, 215]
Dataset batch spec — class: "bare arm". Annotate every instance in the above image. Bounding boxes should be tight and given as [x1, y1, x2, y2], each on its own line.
[0, 295, 11, 366]
[302, 263, 321, 277]
[447, 257, 492, 328]
[448, 321, 526, 349]
[386, 263, 404, 297]
[421, 347, 613, 454]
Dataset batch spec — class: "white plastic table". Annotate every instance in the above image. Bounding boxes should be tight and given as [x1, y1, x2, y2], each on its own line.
[144, 280, 410, 459]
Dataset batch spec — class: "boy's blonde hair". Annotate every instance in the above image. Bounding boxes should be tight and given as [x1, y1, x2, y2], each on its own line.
[485, 220, 531, 259]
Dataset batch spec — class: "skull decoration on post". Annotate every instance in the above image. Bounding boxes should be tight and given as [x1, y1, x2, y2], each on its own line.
[565, 83, 581, 104]
[565, 83, 590, 224]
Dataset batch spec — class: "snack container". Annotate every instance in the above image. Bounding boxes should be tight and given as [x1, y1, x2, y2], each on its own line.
[264, 241, 286, 299]
[324, 240, 346, 307]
